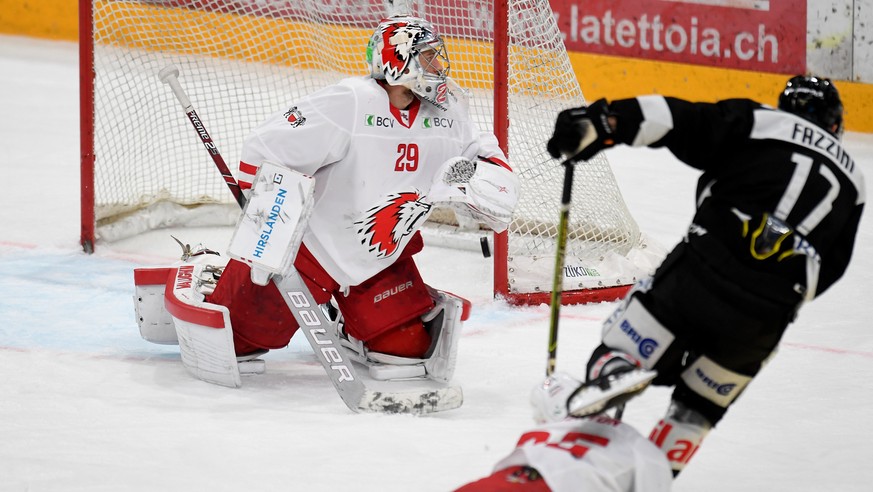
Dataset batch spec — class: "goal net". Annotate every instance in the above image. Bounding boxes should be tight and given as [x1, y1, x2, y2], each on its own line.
[80, 0, 660, 304]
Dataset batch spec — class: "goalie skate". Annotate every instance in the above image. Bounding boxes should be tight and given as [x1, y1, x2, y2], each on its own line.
[334, 290, 466, 383]
[567, 367, 657, 418]
[337, 328, 429, 381]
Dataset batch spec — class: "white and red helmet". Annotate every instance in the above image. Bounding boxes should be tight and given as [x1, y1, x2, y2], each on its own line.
[366, 15, 453, 110]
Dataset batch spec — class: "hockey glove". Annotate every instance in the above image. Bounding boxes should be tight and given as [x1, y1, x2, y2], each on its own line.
[546, 98, 616, 161]
[429, 157, 519, 233]
[465, 161, 519, 233]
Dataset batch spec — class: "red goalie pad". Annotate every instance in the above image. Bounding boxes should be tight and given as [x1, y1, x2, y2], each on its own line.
[335, 254, 434, 344]
[207, 254, 332, 353]
[208, 233, 435, 357]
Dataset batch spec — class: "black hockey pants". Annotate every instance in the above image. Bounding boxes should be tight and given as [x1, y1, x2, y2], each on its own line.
[629, 238, 801, 425]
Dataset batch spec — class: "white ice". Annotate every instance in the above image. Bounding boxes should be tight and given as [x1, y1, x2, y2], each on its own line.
[2, 35, 872, 491]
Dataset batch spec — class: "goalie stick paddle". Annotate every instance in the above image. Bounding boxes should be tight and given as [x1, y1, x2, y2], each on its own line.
[273, 270, 463, 415]
[158, 65, 247, 209]
[157, 65, 462, 415]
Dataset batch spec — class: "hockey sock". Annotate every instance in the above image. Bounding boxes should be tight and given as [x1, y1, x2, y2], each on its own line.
[648, 400, 712, 475]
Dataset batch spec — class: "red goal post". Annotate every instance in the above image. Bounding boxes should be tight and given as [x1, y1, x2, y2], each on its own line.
[79, 0, 659, 305]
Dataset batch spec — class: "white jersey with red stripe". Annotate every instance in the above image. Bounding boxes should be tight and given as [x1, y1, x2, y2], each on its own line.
[495, 415, 673, 492]
[237, 76, 507, 289]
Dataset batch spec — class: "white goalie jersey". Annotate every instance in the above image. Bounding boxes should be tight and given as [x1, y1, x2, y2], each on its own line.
[238, 76, 508, 289]
[495, 416, 673, 492]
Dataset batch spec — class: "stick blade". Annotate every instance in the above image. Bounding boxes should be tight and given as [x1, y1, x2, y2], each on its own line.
[359, 384, 463, 415]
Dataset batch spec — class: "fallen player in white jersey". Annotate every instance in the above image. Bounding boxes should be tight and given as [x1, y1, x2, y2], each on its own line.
[454, 414, 672, 492]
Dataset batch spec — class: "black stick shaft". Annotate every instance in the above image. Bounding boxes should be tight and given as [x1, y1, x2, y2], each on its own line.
[182, 108, 246, 209]
[546, 157, 577, 376]
[159, 65, 246, 209]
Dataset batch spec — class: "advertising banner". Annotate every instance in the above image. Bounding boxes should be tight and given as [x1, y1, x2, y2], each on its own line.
[147, 0, 807, 74]
[549, 0, 806, 74]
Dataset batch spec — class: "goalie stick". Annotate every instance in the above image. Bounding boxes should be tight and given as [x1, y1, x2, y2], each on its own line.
[158, 65, 462, 415]
[158, 66, 246, 209]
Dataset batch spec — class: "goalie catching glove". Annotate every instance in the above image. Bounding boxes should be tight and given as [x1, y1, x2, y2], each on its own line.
[430, 156, 519, 232]
[547, 98, 617, 162]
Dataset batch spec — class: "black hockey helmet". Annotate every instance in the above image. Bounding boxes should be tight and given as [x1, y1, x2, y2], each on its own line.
[778, 75, 844, 138]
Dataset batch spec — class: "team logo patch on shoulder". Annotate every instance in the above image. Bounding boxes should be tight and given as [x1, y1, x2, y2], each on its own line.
[354, 191, 432, 258]
[284, 106, 306, 127]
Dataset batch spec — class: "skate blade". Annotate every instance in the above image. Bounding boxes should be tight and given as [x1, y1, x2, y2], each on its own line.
[568, 370, 657, 418]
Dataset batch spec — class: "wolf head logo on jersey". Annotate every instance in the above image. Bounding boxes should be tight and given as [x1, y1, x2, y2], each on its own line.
[355, 192, 432, 258]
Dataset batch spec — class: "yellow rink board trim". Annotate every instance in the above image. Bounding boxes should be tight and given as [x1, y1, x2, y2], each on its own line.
[0, 0, 78, 40]
[94, 1, 365, 69]
[2, 0, 870, 132]
[569, 51, 873, 134]
[92, 0, 495, 89]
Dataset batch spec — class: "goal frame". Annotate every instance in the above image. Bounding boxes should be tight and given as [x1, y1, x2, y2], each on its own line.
[80, 0, 96, 255]
[78, 0, 635, 305]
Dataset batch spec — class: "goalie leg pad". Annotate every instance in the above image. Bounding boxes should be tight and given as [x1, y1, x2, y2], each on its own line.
[207, 258, 317, 352]
[421, 290, 465, 383]
[336, 255, 435, 347]
[165, 264, 267, 388]
[134, 268, 179, 345]
[366, 319, 433, 359]
[133, 251, 228, 346]
[338, 289, 467, 383]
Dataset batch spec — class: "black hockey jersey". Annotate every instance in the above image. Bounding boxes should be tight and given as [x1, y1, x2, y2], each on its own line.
[608, 96, 865, 302]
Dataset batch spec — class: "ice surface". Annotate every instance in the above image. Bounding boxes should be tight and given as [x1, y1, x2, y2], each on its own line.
[2, 35, 872, 491]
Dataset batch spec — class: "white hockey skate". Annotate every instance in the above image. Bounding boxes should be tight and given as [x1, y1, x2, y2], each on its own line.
[567, 367, 657, 418]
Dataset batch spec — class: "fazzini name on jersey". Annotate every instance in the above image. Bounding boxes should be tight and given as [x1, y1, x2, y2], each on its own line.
[753, 109, 856, 176]
[789, 122, 855, 174]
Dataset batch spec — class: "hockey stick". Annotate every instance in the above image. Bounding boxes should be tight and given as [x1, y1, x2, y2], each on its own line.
[546, 156, 579, 377]
[548, 154, 633, 420]
[158, 66, 246, 209]
[157, 65, 462, 414]
[274, 271, 462, 414]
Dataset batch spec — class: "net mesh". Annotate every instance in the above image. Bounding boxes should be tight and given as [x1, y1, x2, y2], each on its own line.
[88, 0, 649, 297]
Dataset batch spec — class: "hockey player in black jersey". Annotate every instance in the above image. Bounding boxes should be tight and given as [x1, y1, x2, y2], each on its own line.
[532, 75, 865, 476]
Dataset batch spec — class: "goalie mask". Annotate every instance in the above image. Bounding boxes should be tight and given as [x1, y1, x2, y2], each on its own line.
[778, 75, 844, 138]
[366, 15, 453, 110]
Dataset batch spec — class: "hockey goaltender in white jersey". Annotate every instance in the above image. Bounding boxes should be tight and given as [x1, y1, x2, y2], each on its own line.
[236, 74, 504, 288]
[133, 14, 519, 414]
